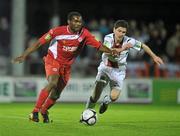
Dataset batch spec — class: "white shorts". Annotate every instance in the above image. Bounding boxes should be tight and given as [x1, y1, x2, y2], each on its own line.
[96, 62, 126, 91]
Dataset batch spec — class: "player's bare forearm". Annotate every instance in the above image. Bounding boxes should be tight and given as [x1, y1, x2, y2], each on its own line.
[99, 45, 118, 56]
[22, 41, 42, 57]
[142, 44, 164, 65]
[142, 44, 157, 59]
[99, 45, 111, 53]
[12, 41, 42, 63]
[115, 43, 132, 53]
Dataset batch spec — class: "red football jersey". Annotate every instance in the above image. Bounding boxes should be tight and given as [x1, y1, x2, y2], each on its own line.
[39, 26, 102, 65]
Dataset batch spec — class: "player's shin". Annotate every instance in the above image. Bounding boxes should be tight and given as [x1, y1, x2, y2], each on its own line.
[40, 98, 56, 123]
[33, 88, 50, 112]
[99, 89, 120, 114]
[41, 98, 56, 114]
[86, 80, 106, 109]
[86, 96, 96, 109]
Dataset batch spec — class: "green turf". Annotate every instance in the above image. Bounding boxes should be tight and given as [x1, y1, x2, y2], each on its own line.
[0, 103, 180, 136]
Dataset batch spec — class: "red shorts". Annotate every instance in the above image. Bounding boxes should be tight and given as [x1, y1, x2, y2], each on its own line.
[43, 55, 71, 85]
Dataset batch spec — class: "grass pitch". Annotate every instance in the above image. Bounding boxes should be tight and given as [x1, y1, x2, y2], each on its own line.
[0, 103, 180, 136]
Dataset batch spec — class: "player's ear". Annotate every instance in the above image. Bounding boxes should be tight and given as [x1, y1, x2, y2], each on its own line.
[113, 27, 116, 33]
[67, 20, 70, 25]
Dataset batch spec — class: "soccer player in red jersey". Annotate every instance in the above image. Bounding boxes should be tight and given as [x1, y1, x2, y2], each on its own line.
[12, 12, 129, 123]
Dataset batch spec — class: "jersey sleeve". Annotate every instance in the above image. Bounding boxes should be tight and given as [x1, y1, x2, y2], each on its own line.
[127, 38, 142, 51]
[38, 27, 58, 45]
[84, 30, 102, 49]
[103, 35, 112, 48]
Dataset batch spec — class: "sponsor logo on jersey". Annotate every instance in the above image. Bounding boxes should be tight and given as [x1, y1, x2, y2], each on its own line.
[62, 46, 78, 52]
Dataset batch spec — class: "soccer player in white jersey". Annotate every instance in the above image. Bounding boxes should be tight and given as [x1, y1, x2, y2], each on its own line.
[85, 20, 164, 114]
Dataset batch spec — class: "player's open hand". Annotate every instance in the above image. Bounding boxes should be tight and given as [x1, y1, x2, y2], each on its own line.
[153, 56, 164, 66]
[11, 55, 26, 64]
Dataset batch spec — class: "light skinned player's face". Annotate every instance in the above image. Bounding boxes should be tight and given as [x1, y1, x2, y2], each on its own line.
[113, 27, 127, 41]
[68, 16, 83, 33]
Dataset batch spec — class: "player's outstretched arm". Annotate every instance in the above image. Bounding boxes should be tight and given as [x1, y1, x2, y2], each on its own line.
[99, 45, 118, 56]
[142, 44, 164, 65]
[115, 43, 133, 53]
[12, 41, 42, 64]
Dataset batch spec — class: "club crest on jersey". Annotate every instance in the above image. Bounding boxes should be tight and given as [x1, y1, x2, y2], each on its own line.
[78, 37, 83, 42]
[52, 68, 58, 72]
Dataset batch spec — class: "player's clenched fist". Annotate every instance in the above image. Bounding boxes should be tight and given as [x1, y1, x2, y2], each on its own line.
[111, 48, 119, 56]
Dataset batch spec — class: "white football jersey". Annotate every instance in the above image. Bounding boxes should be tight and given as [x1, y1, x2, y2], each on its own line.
[102, 33, 142, 66]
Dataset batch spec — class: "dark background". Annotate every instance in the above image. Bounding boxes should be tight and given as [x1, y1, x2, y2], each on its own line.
[1, 0, 179, 36]
[26, 0, 179, 36]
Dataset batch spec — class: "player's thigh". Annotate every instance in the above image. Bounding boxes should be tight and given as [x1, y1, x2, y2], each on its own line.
[56, 66, 71, 92]
[44, 55, 60, 79]
[56, 76, 67, 93]
[48, 75, 60, 85]
[109, 70, 125, 90]
[96, 64, 109, 84]
[62, 66, 71, 85]
[49, 88, 60, 100]
[49, 77, 67, 99]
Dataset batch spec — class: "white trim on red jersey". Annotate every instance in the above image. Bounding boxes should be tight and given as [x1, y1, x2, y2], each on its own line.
[49, 41, 58, 59]
[55, 35, 79, 40]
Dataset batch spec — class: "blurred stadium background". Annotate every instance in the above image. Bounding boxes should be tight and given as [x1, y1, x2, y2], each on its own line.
[0, 0, 179, 104]
[0, 0, 180, 136]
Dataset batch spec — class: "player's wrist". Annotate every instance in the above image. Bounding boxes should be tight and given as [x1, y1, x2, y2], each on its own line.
[22, 54, 28, 59]
[110, 48, 118, 56]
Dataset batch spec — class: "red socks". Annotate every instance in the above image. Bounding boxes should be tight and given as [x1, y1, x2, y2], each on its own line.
[33, 89, 49, 112]
[41, 98, 56, 114]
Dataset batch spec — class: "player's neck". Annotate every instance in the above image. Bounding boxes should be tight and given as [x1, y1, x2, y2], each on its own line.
[115, 37, 123, 44]
[67, 25, 78, 34]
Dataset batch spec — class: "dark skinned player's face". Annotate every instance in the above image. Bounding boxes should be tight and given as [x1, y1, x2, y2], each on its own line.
[68, 16, 83, 33]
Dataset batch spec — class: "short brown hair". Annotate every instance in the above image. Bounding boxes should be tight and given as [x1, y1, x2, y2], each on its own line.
[114, 20, 129, 29]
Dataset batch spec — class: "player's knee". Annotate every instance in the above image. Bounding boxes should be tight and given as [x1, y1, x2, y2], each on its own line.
[50, 94, 60, 100]
[111, 88, 121, 102]
[48, 80, 58, 89]
[110, 95, 119, 102]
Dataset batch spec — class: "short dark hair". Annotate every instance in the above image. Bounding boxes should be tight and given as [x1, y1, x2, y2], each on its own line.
[67, 11, 82, 20]
[114, 20, 129, 29]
